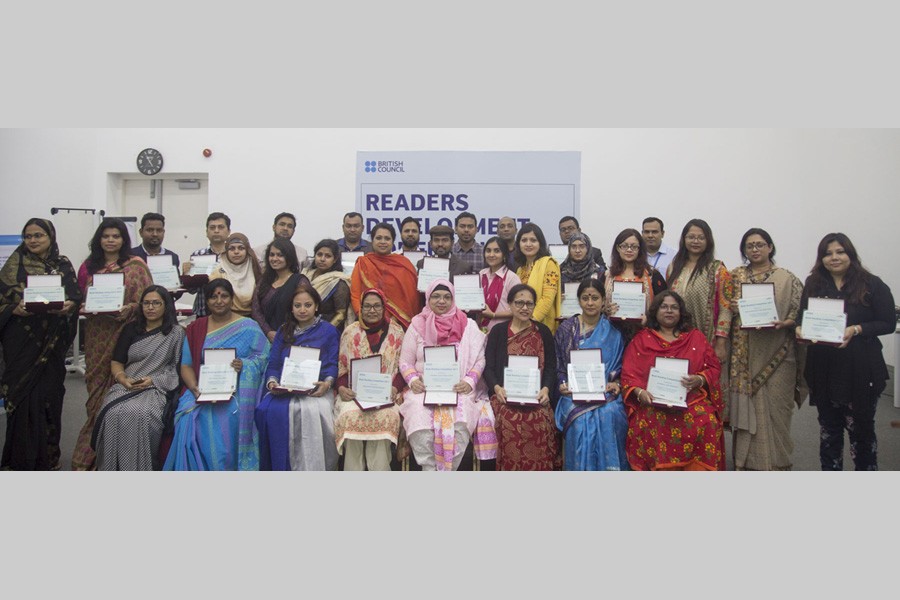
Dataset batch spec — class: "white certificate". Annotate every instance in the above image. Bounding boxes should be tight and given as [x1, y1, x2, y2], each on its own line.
[278, 346, 321, 392]
[84, 286, 125, 313]
[646, 357, 689, 408]
[423, 345, 458, 405]
[417, 257, 451, 292]
[559, 282, 581, 318]
[548, 244, 569, 264]
[567, 348, 606, 403]
[611, 281, 645, 320]
[453, 274, 484, 310]
[801, 310, 847, 344]
[189, 254, 219, 276]
[342, 251, 364, 276]
[150, 265, 182, 290]
[737, 283, 777, 328]
[505, 354, 541, 405]
[92, 273, 125, 287]
[25, 275, 65, 307]
[355, 372, 393, 410]
[197, 349, 237, 403]
[403, 251, 425, 268]
[146, 255, 177, 269]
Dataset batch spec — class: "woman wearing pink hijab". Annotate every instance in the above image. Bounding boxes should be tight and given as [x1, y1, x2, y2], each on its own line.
[398, 279, 497, 470]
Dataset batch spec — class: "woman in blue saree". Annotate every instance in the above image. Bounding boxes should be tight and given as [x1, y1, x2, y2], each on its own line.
[163, 279, 269, 471]
[553, 278, 629, 471]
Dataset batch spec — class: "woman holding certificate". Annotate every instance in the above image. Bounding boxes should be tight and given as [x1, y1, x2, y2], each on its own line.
[0, 218, 81, 470]
[350, 223, 420, 330]
[602, 228, 667, 344]
[559, 232, 604, 285]
[72, 217, 153, 471]
[164, 279, 270, 471]
[301, 239, 352, 332]
[334, 288, 406, 470]
[484, 283, 561, 471]
[477, 236, 521, 331]
[553, 279, 628, 471]
[514, 223, 561, 334]
[252, 238, 309, 344]
[209, 233, 262, 317]
[398, 279, 496, 471]
[621, 291, 724, 471]
[92, 285, 184, 470]
[798, 233, 895, 471]
[728, 228, 805, 471]
[256, 283, 341, 470]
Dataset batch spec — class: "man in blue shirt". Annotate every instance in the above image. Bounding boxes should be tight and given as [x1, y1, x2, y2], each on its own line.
[337, 211, 371, 253]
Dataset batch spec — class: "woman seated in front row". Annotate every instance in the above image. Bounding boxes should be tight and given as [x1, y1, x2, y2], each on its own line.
[164, 279, 270, 471]
[398, 279, 496, 471]
[93, 285, 184, 471]
[620, 291, 724, 471]
[256, 282, 340, 471]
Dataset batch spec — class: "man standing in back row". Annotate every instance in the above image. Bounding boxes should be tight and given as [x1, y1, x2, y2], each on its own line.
[641, 216, 675, 280]
[338, 212, 371, 254]
[451, 211, 484, 272]
[131, 212, 181, 268]
[253, 212, 309, 270]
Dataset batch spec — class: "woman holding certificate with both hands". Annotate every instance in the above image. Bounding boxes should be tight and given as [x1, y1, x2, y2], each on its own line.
[334, 288, 406, 471]
[727, 228, 805, 471]
[553, 279, 628, 471]
[257, 282, 341, 471]
[398, 279, 496, 471]
[164, 279, 270, 471]
[621, 291, 724, 471]
[484, 283, 561, 471]
[797, 233, 894, 471]
[1, 218, 81, 470]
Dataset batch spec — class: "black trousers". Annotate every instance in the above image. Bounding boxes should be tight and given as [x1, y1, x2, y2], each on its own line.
[814, 394, 879, 471]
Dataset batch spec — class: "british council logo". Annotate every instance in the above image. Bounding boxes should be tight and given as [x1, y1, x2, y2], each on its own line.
[365, 160, 377, 173]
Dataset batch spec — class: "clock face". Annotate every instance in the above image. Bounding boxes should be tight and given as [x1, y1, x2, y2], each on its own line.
[137, 148, 163, 176]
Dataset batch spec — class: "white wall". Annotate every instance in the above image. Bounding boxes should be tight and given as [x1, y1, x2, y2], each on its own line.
[2, 128, 897, 363]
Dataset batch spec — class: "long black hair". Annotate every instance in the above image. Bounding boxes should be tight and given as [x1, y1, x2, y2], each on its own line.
[513, 223, 551, 268]
[20, 218, 60, 260]
[257, 237, 300, 299]
[609, 228, 651, 277]
[804, 232, 872, 306]
[86, 217, 132, 274]
[135, 285, 178, 335]
[312, 239, 343, 273]
[668, 218, 716, 284]
[482, 235, 509, 269]
[280, 282, 322, 342]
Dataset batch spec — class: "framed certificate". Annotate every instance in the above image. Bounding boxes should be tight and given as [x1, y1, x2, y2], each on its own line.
[568, 348, 606, 403]
[147, 255, 176, 269]
[800, 298, 847, 346]
[504, 355, 541, 405]
[423, 344, 458, 406]
[403, 251, 425, 268]
[351, 355, 392, 411]
[197, 347, 237, 403]
[342, 251, 364, 276]
[24, 274, 65, 313]
[417, 257, 451, 292]
[548, 244, 568, 264]
[84, 273, 125, 314]
[559, 282, 581, 318]
[275, 346, 321, 393]
[182, 255, 216, 287]
[453, 274, 484, 311]
[738, 282, 778, 329]
[647, 357, 689, 408]
[611, 281, 645, 321]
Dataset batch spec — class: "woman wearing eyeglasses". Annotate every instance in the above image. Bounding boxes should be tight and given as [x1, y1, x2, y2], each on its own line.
[603, 228, 667, 344]
[727, 228, 805, 471]
[0, 219, 81, 470]
[621, 291, 724, 471]
[91, 286, 184, 470]
[484, 283, 560, 470]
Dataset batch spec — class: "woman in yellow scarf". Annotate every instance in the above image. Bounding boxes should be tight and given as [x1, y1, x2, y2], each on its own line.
[513, 223, 561, 334]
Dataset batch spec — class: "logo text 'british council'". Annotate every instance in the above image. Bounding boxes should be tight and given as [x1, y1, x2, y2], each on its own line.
[364, 160, 404, 174]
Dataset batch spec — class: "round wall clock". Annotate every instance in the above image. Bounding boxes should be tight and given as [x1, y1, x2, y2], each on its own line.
[136, 148, 163, 176]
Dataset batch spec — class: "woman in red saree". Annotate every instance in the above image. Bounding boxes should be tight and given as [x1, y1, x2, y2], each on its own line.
[621, 290, 724, 471]
[350, 223, 420, 329]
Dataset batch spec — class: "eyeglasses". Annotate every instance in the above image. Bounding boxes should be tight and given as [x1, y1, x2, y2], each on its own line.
[659, 304, 680, 312]
[617, 243, 640, 251]
[512, 300, 536, 309]
[744, 242, 769, 250]
[559, 225, 577, 233]
[685, 235, 706, 242]
[23, 233, 47, 240]
[362, 303, 383, 312]
[141, 300, 164, 307]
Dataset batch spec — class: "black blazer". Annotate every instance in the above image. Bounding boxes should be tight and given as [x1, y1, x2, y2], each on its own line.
[484, 319, 558, 408]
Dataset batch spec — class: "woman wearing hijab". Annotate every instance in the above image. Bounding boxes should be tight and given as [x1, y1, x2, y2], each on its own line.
[334, 288, 406, 470]
[559, 232, 605, 285]
[0, 218, 81, 470]
[398, 279, 496, 470]
[209, 232, 261, 316]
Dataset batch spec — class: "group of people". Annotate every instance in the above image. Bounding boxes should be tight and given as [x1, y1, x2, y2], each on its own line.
[0, 208, 894, 472]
